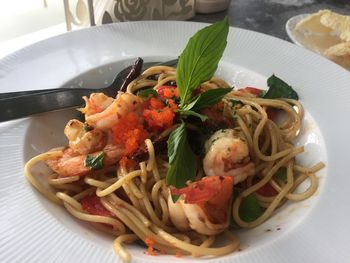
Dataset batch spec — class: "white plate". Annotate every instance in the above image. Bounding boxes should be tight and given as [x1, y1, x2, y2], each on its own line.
[1, 21, 350, 263]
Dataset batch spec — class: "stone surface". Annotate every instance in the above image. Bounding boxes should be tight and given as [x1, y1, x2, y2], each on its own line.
[192, 0, 350, 41]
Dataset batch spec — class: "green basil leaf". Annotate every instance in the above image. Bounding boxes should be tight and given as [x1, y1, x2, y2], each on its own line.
[274, 167, 287, 183]
[181, 96, 199, 111]
[167, 123, 184, 164]
[137, 88, 158, 98]
[258, 90, 267, 97]
[229, 188, 242, 229]
[239, 194, 263, 222]
[178, 109, 208, 122]
[85, 152, 105, 170]
[183, 88, 232, 111]
[176, 17, 229, 104]
[264, 75, 299, 100]
[166, 123, 197, 188]
[171, 194, 180, 203]
[230, 99, 242, 107]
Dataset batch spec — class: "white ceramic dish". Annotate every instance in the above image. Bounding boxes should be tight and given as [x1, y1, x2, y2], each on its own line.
[285, 14, 309, 47]
[286, 13, 343, 55]
[0, 21, 349, 263]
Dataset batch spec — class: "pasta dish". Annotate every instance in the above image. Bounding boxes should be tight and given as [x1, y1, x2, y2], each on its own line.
[24, 18, 324, 262]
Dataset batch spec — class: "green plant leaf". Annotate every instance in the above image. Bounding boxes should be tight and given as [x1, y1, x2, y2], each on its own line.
[274, 167, 287, 183]
[85, 152, 105, 170]
[183, 87, 232, 111]
[137, 88, 158, 98]
[239, 194, 263, 222]
[229, 99, 242, 107]
[171, 194, 180, 203]
[178, 109, 208, 122]
[166, 123, 197, 188]
[264, 75, 299, 100]
[176, 17, 229, 104]
[258, 90, 267, 97]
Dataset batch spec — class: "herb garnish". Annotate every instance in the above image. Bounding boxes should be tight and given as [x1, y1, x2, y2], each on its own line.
[85, 152, 105, 170]
[176, 17, 229, 105]
[230, 189, 264, 227]
[137, 88, 158, 99]
[239, 194, 263, 222]
[183, 87, 232, 111]
[263, 74, 299, 100]
[166, 18, 230, 190]
[274, 167, 287, 183]
[166, 123, 197, 188]
[177, 109, 208, 122]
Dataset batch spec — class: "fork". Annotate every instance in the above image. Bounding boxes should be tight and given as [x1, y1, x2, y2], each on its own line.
[0, 58, 177, 122]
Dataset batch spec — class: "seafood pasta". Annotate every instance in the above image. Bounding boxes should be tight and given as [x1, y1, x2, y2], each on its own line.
[24, 19, 324, 262]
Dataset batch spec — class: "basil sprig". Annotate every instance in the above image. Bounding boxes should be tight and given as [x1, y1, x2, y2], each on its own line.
[176, 17, 229, 105]
[166, 18, 230, 189]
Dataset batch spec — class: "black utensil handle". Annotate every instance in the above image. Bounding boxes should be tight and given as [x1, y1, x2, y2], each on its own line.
[0, 88, 64, 99]
[120, 57, 143, 92]
[0, 58, 179, 122]
[0, 89, 90, 122]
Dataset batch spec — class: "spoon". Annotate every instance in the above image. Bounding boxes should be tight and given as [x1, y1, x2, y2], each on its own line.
[0, 58, 177, 122]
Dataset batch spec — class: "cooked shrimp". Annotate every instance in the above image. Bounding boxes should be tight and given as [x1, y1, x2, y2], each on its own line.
[64, 119, 107, 155]
[203, 129, 255, 184]
[167, 195, 189, 232]
[169, 176, 234, 235]
[85, 92, 143, 130]
[79, 93, 114, 116]
[45, 144, 124, 177]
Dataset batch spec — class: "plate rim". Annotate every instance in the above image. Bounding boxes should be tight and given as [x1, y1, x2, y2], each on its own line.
[285, 13, 309, 46]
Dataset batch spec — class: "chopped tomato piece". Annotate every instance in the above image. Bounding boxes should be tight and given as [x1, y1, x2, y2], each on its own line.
[81, 194, 113, 217]
[241, 87, 263, 97]
[267, 108, 278, 121]
[171, 176, 234, 224]
[171, 176, 234, 204]
[257, 182, 278, 197]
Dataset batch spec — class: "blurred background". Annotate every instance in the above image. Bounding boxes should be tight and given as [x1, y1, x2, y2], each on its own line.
[0, 0, 64, 41]
[0, 0, 349, 58]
